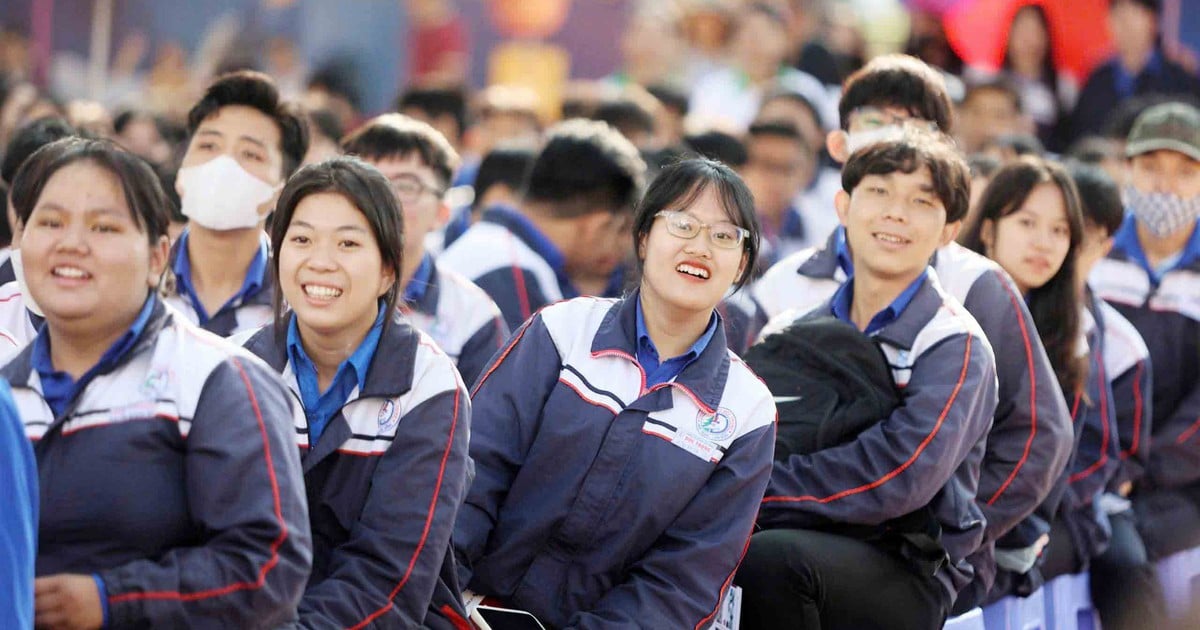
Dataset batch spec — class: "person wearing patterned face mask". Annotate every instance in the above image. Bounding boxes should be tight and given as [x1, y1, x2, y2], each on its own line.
[163, 71, 309, 337]
[1089, 101, 1200, 564]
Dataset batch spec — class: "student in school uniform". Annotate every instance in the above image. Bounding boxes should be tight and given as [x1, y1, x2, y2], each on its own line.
[744, 54, 1074, 611]
[454, 158, 777, 629]
[6, 138, 310, 628]
[242, 157, 473, 628]
[961, 156, 1120, 599]
[1068, 162, 1164, 630]
[737, 129, 998, 630]
[440, 119, 646, 330]
[162, 71, 309, 337]
[341, 114, 507, 387]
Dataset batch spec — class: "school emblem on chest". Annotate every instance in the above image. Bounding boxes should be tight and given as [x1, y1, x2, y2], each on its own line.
[696, 407, 737, 441]
[377, 400, 400, 432]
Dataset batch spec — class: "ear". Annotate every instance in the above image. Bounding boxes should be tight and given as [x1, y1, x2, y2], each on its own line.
[378, 263, 396, 299]
[940, 220, 962, 247]
[736, 250, 748, 281]
[436, 201, 451, 227]
[147, 235, 171, 288]
[834, 189, 851, 226]
[980, 218, 996, 254]
[827, 129, 849, 164]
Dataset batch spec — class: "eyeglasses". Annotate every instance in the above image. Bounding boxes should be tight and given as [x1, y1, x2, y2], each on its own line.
[388, 173, 444, 203]
[849, 106, 939, 133]
[655, 210, 749, 250]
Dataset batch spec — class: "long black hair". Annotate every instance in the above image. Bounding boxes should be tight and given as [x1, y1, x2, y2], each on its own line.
[269, 156, 404, 338]
[960, 156, 1087, 396]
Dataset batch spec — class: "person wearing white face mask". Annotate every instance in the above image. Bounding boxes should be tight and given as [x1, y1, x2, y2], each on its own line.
[162, 71, 309, 337]
[1089, 101, 1200, 562]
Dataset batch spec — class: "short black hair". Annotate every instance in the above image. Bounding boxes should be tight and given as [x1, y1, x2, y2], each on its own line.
[186, 70, 310, 179]
[473, 146, 535, 211]
[760, 88, 824, 130]
[396, 86, 468, 141]
[967, 153, 1002, 178]
[1110, 0, 1161, 14]
[647, 84, 689, 117]
[341, 113, 460, 190]
[10, 137, 171, 244]
[963, 77, 1023, 113]
[270, 156, 404, 337]
[747, 120, 811, 153]
[981, 133, 1045, 157]
[524, 119, 647, 217]
[632, 157, 761, 290]
[307, 108, 344, 145]
[683, 131, 748, 168]
[1067, 136, 1121, 165]
[839, 54, 955, 133]
[842, 128, 971, 223]
[593, 92, 659, 142]
[1068, 161, 1125, 236]
[2, 116, 78, 185]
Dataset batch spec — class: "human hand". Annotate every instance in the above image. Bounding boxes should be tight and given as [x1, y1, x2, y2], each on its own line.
[34, 574, 104, 630]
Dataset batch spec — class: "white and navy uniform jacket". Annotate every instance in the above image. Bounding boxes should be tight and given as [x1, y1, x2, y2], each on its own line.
[3, 298, 312, 627]
[1092, 292, 1154, 493]
[1090, 216, 1200, 489]
[759, 269, 998, 598]
[401, 253, 509, 388]
[440, 206, 579, 331]
[162, 230, 275, 337]
[454, 295, 777, 629]
[756, 231, 1072, 553]
[244, 313, 473, 629]
[0, 280, 42, 349]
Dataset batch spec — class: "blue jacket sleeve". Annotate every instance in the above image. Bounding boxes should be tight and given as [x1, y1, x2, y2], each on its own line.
[566, 416, 776, 630]
[760, 333, 996, 527]
[456, 314, 509, 390]
[964, 271, 1074, 542]
[299, 385, 472, 628]
[472, 268, 551, 331]
[100, 357, 312, 628]
[454, 316, 562, 585]
[1110, 359, 1152, 491]
[0, 379, 36, 630]
[1147, 378, 1200, 488]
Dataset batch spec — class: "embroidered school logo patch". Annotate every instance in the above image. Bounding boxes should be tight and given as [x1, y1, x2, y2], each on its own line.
[377, 400, 400, 432]
[696, 407, 737, 441]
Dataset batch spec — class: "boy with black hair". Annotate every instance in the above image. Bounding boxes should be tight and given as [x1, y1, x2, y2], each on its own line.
[1069, 161, 1166, 630]
[397, 86, 469, 151]
[440, 145, 535, 251]
[749, 54, 1074, 612]
[957, 78, 1032, 154]
[742, 120, 817, 266]
[342, 113, 507, 386]
[165, 70, 309, 337]
[738, 128, 997, 629]
[441, 119, 646, 329]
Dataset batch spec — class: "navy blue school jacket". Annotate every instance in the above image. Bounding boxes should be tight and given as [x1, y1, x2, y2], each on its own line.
[161, 235, 275, 337]
[455, 295, 777, 630]
[401, 257, 509, 388]
[3, 299, 312, 628]
[1092, 294, 1154, 493]
[439, 207, 576, 331]
[1090, 228, 1200, 489]
[244, 313, 473, 629]
[753, 234, 1072, 549]
[758, 270, 998, 599]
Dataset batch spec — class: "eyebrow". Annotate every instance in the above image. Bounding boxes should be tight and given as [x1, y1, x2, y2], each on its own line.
[290, 220, 369, 233]
[196, 128, 269, 151]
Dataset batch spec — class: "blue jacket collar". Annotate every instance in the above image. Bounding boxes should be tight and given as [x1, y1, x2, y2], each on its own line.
[589, 290, 731, 412]
[170, 230, 274, 317]
[815, 269, 946, 352]
[796, 226, 845, 280]
[1110, 214, 1200, 279]
[481, 205, 578, 298]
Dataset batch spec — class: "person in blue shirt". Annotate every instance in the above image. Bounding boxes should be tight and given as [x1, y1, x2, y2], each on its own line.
[739, 128, 997, 630]
[0, 378, 36, 630]
[455, 158, 777, 629]
[7, 137, 310, 629]
[1089, 102, 1200, 562]
[341, 114, 508, 387]
[163, 70, 310, 337]
[242, 156, 472, 628]
[440, 119, 646, 329]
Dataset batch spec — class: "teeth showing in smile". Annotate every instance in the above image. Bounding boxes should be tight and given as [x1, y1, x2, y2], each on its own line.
[304, 284, 342, 299]
[677, 263, 710, 279]
[52, 266, 89, 279]
[874, 233, 907, 244]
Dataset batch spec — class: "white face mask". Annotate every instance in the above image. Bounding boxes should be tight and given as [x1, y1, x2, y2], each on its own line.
[11, 250, 43, 317]
[178, 155, 279, 231]
[845, 125, 906, 156]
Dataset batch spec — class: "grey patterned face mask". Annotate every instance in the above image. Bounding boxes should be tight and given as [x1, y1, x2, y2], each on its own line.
[1124, 186, 1200, 238]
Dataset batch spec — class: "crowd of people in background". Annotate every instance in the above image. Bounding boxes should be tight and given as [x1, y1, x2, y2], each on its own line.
[1, 0, 1199, 628]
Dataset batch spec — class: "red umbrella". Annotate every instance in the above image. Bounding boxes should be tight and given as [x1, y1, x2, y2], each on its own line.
[943, 0, 1113, 82]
